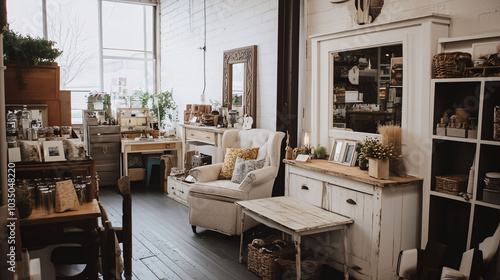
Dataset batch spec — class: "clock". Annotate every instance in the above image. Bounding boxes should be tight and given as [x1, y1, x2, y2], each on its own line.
[348, 66, 359, 85]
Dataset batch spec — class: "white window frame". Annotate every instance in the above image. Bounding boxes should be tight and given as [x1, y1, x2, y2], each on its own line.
[98, 0, 160, 95]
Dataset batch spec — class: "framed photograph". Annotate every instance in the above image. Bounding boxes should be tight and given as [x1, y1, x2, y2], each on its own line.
[329, 139, 346, 164]
[341, 140, 358, 166]
[329, 139, 358, 166]
[472, 41, 500, 60]
[43, 141, 66, 162]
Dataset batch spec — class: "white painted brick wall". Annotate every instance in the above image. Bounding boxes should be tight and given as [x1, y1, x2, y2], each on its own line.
[160, 0, 278, 130]
[160, 0, 498, 135]
[307, 0, 500, 37]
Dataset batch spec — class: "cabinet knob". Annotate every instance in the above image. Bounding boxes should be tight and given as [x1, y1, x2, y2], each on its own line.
[97, 132, 102, 136]
[346, 198, 357, 205]
[301, 185, 309, 190]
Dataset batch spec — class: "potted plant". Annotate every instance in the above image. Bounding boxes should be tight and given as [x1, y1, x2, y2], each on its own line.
[3, 27, 62, 66]
[314, 144, 327, 159]
[132, 89, 179, 132]
[359, 137, 398, 179]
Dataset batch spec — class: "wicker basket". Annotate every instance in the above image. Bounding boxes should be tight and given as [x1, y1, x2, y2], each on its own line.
[247, 244, 292, 280]
[276, 252, 325, 280]
[432, 52, 472, 78]
[435, 174, 469, 195]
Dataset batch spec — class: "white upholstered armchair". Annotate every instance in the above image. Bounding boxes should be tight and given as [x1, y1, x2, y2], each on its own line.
[188, 129, 285, 236]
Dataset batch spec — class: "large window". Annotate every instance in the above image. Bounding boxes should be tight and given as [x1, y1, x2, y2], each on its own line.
[101, 1, 156, 112]
[6, 0, 157, 124]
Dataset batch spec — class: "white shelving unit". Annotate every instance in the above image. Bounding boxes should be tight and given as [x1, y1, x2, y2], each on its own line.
[423, 77, 500, 267]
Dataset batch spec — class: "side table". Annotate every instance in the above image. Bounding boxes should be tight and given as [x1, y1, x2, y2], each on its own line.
[236, 196, 353, 280]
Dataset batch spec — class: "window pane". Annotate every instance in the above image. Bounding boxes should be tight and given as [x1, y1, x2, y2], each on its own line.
[6, 0, 44, 37]
[102, 2, 154, 52]
[46, 0, 100, 91]
[103, 49, 153, 59]
[104, 58, 154, 99]
[70, 90, 89, 124]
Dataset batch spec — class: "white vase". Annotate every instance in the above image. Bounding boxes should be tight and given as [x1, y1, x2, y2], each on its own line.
[368, 158, 389, 179]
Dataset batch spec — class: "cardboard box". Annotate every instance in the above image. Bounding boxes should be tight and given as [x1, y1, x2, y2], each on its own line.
[436, 127, 446, 136]
[467, 129, 477, 139]
[128, 168, 145, 181]
[447, 128, 466, 138]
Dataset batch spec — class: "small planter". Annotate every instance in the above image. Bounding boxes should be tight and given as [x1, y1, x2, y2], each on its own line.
[368, 158, 389, 179]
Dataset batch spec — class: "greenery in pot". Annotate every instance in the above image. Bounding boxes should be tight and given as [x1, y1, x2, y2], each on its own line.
[359, 137, 398, 160]
[314, 144, 327, 159]
[133, 89, 179, 129]
[3, 27, 62, 65]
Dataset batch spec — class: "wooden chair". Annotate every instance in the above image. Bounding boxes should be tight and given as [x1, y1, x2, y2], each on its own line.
[114, 176, 132, 280]
[51, 176, 132, 280]
[96, 175, 132, 280]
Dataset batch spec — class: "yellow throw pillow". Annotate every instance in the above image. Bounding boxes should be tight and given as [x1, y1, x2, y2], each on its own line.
[218, 147, 259, 180]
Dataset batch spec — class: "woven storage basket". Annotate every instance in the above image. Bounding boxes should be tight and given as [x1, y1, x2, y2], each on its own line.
[435, 174, 469, 195]
[247, 244, 292, 280]
[432, 52, 472, 78]
[276, 252, 325, 280]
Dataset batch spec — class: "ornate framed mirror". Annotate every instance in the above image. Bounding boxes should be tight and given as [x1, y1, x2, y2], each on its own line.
[223, 45, 257, 127]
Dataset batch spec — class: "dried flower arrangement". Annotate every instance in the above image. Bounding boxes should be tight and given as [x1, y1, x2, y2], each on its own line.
[359, 137, 398, 160]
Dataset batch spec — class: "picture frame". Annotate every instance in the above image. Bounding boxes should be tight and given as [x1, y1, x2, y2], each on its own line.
[341, 140, 358, 166]
[329, 139, 346, 164]
[472, 41, 500, 60]
[43, 141, 66, 162]
[329, 138, 358, 166]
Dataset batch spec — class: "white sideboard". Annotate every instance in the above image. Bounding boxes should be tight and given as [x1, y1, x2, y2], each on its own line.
[284, 159, 422, 280]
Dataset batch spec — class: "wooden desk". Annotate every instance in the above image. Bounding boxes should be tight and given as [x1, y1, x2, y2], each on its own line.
[121, 138, 182, 178]
[180, 124, 228, 163]
[236, 197, 353, 280]
[20, 199, 101, 278]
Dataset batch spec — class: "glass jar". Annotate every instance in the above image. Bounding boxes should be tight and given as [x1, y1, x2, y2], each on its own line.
[62, 126, 72, 138]
[53, 126, 61, 136]
[37, 128, 46, 141]
[45, 127, 55, 140]
[494, 106, 500, 141]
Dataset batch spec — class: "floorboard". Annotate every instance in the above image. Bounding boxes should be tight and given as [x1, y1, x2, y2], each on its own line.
[99, 179, 349, 280]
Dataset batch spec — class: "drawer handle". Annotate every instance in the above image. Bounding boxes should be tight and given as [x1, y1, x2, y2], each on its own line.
[301, 185, 309, 190]
[102, 146, 108, 155]
[206, 136, 211, 139]
[97, 132, 102, 136]
[136, 146, 140, 149]
[352, 266, 362, 271]
[190, 133, 195, 136]
[346, 198, 356, 205]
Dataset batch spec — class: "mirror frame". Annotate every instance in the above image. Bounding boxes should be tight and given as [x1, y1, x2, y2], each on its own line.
[223, 45, 257, 127]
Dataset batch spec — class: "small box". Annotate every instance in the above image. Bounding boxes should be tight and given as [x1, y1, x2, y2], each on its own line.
[128, 168, 145, 181]
[186, 104, 192, 111]
[446, 128, 466, 138]
[345, 91, 362, 103]
[483, 188, 500, 205]
[467, 129, 477, 139]
[436, 127, 446, 136]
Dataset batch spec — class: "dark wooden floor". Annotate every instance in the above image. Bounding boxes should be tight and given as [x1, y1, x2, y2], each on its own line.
[99, 181, 264, 280]
[99, 178, 348, 280]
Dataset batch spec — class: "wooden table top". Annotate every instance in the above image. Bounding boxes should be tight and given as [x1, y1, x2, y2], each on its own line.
[20, 199, 100, 227]
[284, 159, 423, 188]
[236, 196, 353, 234]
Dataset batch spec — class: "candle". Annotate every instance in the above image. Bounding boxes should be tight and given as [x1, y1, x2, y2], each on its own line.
[304, 132, 310, 148]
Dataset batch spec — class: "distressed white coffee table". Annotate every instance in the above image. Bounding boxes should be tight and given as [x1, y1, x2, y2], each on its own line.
[236, 196, 353, 280]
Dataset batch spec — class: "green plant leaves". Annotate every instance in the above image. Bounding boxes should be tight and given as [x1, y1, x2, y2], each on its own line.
[3, 27, 62, 65]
